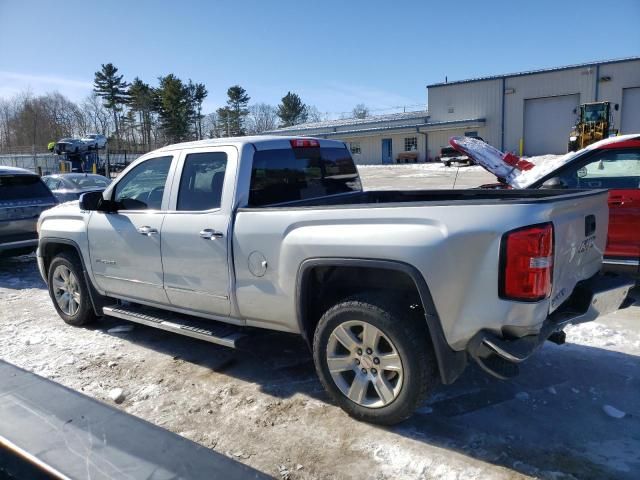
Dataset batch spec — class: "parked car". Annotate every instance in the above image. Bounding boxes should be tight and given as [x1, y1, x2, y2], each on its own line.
[450, 134, 640, 279]
[54, 138, 88, 155]
[81, 134, 108, 150]
[42, 173, 111, 203]
[1, 166, 57, 257]
[37, 136, 633, 425]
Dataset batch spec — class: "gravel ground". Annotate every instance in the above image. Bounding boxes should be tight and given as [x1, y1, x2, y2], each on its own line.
[1, 162, 638, 479]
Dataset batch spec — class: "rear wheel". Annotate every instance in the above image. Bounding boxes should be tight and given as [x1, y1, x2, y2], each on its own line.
[313, 294, 438, 425]
[47, 253, 96, 326]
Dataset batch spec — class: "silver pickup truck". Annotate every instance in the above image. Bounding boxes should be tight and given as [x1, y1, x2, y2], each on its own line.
[37, 136, 633, 424]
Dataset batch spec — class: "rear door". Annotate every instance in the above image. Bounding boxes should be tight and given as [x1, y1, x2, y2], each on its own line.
[160, 147, 236, 316]
[87, 155, 175, 304]
[0, 173, 56, 245]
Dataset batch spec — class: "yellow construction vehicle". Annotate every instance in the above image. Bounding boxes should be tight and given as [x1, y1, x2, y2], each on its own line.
[568, 101, 619, 151]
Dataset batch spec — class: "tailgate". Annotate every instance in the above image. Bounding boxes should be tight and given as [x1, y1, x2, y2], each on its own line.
[548, 190, 609, 312]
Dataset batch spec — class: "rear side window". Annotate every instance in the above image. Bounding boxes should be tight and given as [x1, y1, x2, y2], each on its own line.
[177, 152, 228, 211]
[0, 175, 55, 201]
[249, 147, 361, 206]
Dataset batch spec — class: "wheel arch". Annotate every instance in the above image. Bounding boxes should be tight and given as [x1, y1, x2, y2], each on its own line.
[40, 238, 106, 316]
[295, 258, 467, 384]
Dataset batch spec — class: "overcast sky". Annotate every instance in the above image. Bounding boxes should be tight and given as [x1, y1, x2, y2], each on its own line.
[1, 0, 638, 117]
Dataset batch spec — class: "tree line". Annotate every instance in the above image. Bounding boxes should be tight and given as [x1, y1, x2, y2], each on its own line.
[0, 62, 373, 151]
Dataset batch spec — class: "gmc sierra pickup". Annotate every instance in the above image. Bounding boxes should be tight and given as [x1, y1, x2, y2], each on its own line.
[37, 136, 633, 424]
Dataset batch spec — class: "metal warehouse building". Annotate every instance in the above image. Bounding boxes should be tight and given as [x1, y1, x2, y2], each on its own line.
[268, 57, 640, 163]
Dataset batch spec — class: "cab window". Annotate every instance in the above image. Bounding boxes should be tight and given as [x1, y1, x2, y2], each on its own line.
[177, 152, 228, 211]
[555, 149, 640, 189]
[113, 156, 172, 210]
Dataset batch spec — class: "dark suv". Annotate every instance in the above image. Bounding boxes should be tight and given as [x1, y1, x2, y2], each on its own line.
[0, 167, 57, 257]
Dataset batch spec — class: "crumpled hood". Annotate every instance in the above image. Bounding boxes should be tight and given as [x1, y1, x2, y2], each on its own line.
[450, 134, 640, 189]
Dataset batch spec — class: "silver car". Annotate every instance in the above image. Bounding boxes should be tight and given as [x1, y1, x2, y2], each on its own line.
[81, 134, 108, 150]
[54, 138, 88, 155]
[42, 173, 111, 203]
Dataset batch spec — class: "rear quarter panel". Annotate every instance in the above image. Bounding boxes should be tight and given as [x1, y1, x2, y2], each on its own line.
[232, 191, 608, 349]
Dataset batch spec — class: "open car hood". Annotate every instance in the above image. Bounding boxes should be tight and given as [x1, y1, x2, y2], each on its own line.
[449, 134, 640, 189]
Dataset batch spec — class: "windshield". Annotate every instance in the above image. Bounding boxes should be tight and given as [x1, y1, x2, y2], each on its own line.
[0, 174, 55, 201]
[67, 176, 110, 189]
[582, 104, 607, 122]
[249, 146, 361, 206]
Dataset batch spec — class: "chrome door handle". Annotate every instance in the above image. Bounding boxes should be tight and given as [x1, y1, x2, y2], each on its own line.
[137, 226, 158, 236]
[199, 228, 224, 240]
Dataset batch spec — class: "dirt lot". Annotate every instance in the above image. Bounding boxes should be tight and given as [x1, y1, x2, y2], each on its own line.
[1, 162, 639, 479]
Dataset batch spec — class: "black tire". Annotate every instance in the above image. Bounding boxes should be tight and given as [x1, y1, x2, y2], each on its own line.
[444, 161, 451, 167]
[313, 294, 438, 425]
[47, 252, 96, 326]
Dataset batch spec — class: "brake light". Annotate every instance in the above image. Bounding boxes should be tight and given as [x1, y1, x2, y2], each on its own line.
[290, 139, 320, 148]
[500, 222, 554, 301]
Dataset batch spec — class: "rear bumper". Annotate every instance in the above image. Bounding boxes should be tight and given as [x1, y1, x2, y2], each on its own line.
[467, 273, 634, 379]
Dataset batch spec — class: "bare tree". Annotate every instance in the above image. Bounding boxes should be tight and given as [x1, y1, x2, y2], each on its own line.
[81, 93, 112, 137]
[305, 105, 327, 123]
[246, 103, 278, 134]
[352, 103, 369, 119]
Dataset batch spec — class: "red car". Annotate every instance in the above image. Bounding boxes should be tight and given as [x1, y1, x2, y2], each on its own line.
[450, 135, 640, 278]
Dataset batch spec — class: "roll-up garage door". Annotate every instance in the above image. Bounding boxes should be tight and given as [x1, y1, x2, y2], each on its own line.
[524, 94, 580, 155]
[621, 87, 640, 134]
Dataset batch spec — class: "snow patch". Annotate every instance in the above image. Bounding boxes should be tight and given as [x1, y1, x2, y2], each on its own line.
[602, 404, 626, 419]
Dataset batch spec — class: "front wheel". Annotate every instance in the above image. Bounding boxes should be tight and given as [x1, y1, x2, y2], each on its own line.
[47, 253, 96, 326]
[313, 295, 438, 425]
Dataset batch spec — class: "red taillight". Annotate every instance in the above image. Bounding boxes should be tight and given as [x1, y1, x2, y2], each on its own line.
[290, 139, 320, 148]
[500, 223, 554, 301]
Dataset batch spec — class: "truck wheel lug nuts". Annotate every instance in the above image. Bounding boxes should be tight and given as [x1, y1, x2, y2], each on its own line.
[361, 368, 367, 374]
[357, 348, 362, 355]
[373, 357, 380, 365]
[371, 368, 377, 374]
[355, 358, 360, 365]
[366, 348, 373, 355]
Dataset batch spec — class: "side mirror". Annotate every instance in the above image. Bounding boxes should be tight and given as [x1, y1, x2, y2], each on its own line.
[541, 177, 566, 189]
[79, 191, 104, 211]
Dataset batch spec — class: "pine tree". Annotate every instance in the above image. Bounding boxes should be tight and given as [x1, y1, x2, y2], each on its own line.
[93, 63, 129, 148]
[277, 92, 308, 127]
[155, 74, 190, 143]
[192, 82, 207, 140]
[224, 85, 250, 136]
[128, 77, 155, 149]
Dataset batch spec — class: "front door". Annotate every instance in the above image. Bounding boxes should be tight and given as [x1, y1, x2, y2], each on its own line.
[87, 155, 174, 304]
[550, 147, 640, 273]
[160, 148, 233, 316]
[382, 139, 393, 164]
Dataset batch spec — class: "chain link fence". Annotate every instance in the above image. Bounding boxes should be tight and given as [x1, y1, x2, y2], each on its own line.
[0, 147, 148, 177]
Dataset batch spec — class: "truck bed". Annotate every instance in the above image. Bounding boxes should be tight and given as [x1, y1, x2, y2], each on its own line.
[243, 188, 605, 209]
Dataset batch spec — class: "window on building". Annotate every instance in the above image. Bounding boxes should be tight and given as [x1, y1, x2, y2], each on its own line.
[349, 142, 361, 155]
[404, 137, 418, 152]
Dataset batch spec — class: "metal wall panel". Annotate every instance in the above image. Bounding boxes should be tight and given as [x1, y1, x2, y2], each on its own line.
[598, 59, 640, 131]
[428, 79, 502, 150]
